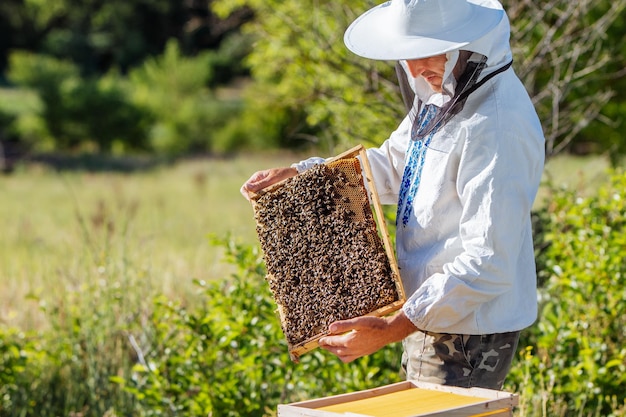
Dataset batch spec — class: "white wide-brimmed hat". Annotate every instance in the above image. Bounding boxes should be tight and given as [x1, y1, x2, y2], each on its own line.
[344, 0, 505, 60]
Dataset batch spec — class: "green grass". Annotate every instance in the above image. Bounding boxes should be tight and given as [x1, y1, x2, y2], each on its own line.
[0, 152, 300, 331]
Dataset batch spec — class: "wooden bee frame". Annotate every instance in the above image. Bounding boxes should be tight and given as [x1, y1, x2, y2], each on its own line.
[251, 145, 404, 361]
[277, 380, 519, 417]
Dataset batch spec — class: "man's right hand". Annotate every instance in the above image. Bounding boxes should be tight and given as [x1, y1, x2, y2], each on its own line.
[240, 167, 298, 201]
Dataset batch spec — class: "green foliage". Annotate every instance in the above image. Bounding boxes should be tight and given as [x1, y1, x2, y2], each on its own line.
[583, 91, 626, 165]
[116, 235, 402, 417]
[0, 328, 69, 415]
[213, 0, 626, 158]
[60, 74, 153, 152]
[7, 51, 153, 152]
[204, 32, 254, 87]
[503, 0, 626, 159]
[128, 40, 240, 155]
[5, 42, 251, 155]
[0, 274, 143, 416]
[7, 51, 78, 150]
[0, 210, 400, 417]
[0, 108, 17, 141]
[0, 187, 161, 416]
[7, 0, 187, 74]
[0, 328, 31, 412]
[507, 170, 626, 416]
[212, 0, 403, 152]
[5, 0, 626, 158]
[7, 50, 79, 88]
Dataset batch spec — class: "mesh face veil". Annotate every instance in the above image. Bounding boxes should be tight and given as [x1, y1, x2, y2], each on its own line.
[409, 54, 488, 141]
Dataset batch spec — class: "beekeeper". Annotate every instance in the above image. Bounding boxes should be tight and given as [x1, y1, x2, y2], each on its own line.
[241, 0, 545, 390]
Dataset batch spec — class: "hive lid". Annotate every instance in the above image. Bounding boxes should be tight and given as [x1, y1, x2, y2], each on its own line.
[278, 380, 519, 416]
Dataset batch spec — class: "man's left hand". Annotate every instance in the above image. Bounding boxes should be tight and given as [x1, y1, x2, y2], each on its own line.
[318, 312, 417, 363]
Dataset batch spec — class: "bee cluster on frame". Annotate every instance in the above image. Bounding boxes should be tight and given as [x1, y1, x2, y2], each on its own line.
[251, 148, 404, 361]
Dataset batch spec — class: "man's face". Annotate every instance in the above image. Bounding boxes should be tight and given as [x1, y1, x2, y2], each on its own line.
[405, 54, 448, 92]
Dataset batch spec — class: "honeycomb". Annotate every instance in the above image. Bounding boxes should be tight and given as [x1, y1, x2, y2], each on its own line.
[252, 149, 403, 361]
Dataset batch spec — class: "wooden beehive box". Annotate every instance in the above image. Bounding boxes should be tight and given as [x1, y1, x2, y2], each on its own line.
[251, 145, 404, 361]
[278, 380, 519, 417]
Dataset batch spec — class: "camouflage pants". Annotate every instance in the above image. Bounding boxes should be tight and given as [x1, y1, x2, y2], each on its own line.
[401, 330, 520, 390]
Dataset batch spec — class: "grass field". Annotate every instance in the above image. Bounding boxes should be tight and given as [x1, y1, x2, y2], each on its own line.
[0, 151, 612, 333]
[0, 152, 302, 331]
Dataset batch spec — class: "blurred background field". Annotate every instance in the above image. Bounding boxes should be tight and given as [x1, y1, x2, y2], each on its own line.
[0, 153, 300, 330]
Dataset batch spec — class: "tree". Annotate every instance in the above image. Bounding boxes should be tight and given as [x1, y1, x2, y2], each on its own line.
[213, 0, 626, 159]
[0, 0, 253, 77]
[504, 0, 626, 159]
[212, 0, 402, 153]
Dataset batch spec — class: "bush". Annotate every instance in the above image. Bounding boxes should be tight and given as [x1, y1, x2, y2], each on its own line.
[128, 40, 243, 156]
[0, 290, 140, 417]
[7, 51, 153, 152]
[115, 236, 403, 417]
[6, 42, 248, 156]
[0, 328, 34, 413]
[213, 0, 402, 153]
[507, 170, 626, 416]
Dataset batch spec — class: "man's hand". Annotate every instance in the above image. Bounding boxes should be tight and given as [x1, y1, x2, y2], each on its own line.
[318, 311, 418, 363]
[240, 167, 298, 201]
